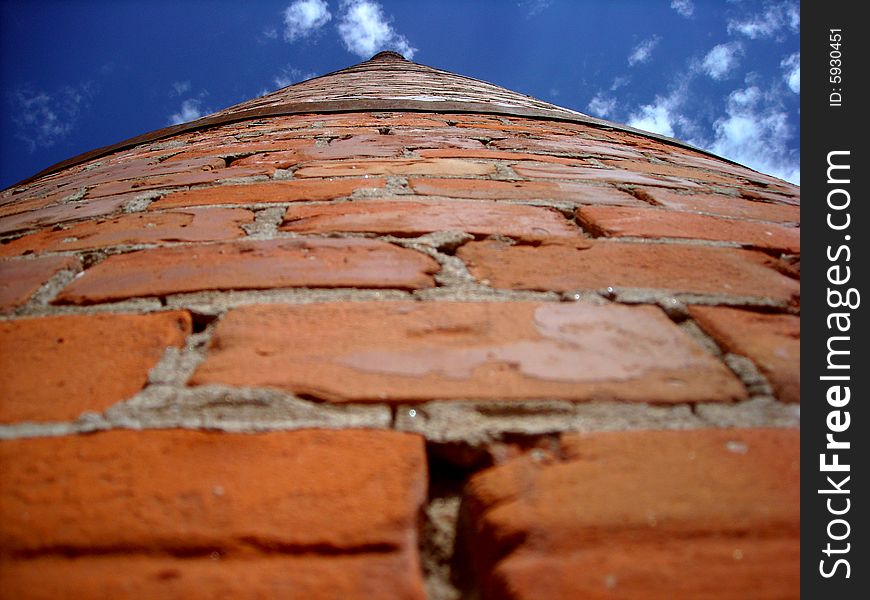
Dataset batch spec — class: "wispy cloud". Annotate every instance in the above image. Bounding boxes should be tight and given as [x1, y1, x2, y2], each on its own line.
[587, 93, 617, 118]
[628, 36, 661, 67]
[518, 0, 552, 17]
[272, 65, 317, 89]
[337, 0, 416, 59]
[10, 83, 94, 152]
[727, 1, 799, 40]
[283, 0, 332, 41]
[670, 0, 694, 18]
[781, 53, 800, 94]
[170, 80, 192, 97]
[701, 83, 799, 184]
[700, 42, 743, 80]
[627, 91, 684, 138]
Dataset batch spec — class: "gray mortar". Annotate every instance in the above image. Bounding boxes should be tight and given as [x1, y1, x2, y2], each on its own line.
[164, 288, 413, 315]
[613, 288, 797, 312]
[723, 353, 775, 397]
[15, 262, 82, 314]
[121, 190, 164, 213]
[421, 495, 463, 600]
[242, 207, 285, 238]
[395, 400, 703, 447]
[695, 397, 800, 428]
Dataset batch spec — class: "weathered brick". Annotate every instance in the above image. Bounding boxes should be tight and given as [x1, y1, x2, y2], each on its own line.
[601, 158, 737, 185]
[464, 428, 799, 600]
[0, 311, 190, 423]
[0, 195, 129, 235]
[0, 429, 426, 599]
[0, 208, 253, 257]
[54, 239, 438, 305]
[457, 240, 799, 304]
[150, 178, 387, 209]
[408, 177, 641, 206]
[633, 186, 800, 223]
[490, 136, 645, 159]
[280, 198, 581, 241]
[576, 205, 800, 253]
[0, 256, 79, 313]
[87, 166, 274, 198]
[690, 306, 800, 403]
[0, 554, 423, 600]
[293, 158, 496, 178]
[511, 162, 702, 188]
[191, 302, 745, 403]
[418, 148, 590, 164]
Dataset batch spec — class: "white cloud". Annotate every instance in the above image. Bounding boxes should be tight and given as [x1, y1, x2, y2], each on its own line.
[587, 93, 617, 118]
[167, 87, 213, 126]
[10, 83, 94, 152]
[701, 85, 800, 184]
[628, 36, 661, 67]
[781, 52, 800, 93]
[272, 65, 317, 89]
[283, 0, 332, 42]
[700, 42, 743, 80]
[628, 99, 677, 137]
[170, 81, 192, 97]
[727, 1, 799, 40]
[518, 0, 552, 17]
[337, 0, 416, 59]
[670, 0, 694, 18]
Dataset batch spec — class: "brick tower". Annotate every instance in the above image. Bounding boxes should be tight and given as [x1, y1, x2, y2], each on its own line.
[1, 52, 799, 599]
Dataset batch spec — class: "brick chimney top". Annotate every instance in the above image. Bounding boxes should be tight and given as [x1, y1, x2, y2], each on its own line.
[369, 50, 407, 61]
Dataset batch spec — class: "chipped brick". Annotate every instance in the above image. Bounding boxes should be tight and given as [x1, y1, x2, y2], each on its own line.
[0, 256, 80, 314]
[191, 302, 745, 404]
[0, 312, 190, 423]
[54, 239, 438, 304]
[690, 306, 800, 403]
[633, 187, 800, 223]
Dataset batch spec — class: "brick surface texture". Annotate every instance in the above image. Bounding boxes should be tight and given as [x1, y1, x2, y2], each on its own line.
[0, 52, 799, 599]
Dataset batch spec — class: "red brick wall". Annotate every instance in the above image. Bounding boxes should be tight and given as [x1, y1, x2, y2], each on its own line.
[1, 94, 799, 598]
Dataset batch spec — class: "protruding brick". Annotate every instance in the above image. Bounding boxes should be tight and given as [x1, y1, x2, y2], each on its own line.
[511, 162, 701, 188]
[0, 208, 253, 257]
[457, 240, 799, 304]
[601, 158, 737, 184]
[408, 177, 642, 205]
[294, 158, 496, 178]
[576, 205, 800, 253]
[0, 195, 129, 235]
[191, 302, 745, 404]
[0, 429, 426, 599]
[0, 554, 423, 600]
[690, 306, 800, 403]
[464, 428, 799, 600]
[0, 311, 190, 423]
[54, 238, 438, 305]
[633, 186, 800, 223]
[0, 256, 79, 314]
[281, 198, 581, 241]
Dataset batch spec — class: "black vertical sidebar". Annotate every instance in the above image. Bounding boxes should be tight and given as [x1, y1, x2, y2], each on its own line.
[802, 2, 866, 598]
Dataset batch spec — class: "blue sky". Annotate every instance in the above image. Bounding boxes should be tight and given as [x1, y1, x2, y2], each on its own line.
[1, 0, 800, 189]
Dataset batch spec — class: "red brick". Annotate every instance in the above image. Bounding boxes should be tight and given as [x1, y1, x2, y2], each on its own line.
[576, 206, 800, 253]
[633, 186, 800, 223]
[602, 158, 737, 185]
[490, 136, 645, 159]
[690, 306, 800, 403]
[87, 166, 274, 198]
[511, 162, 702, 188]
[0, 256, 79, 314]
[457, 240, 800, 304]
[0, 311, 190, 423]
[150, 178, 387, 209]
[0, 195, 129, 235]
[280, 198, 581, 241]
[0, 192, 68, 219]
[0, 208, 253, 257]
[54, 239, 438, 305]
[293, 158, 496, 178]
[0, 429, 426, 599]
[408, 178, 642, 206]
[291, 134, 483, 161]
[417, 148, 588, 163]
[464, 428, 799, 600]
[0, 554, 423, 600]
[191, 302, 745, 404]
